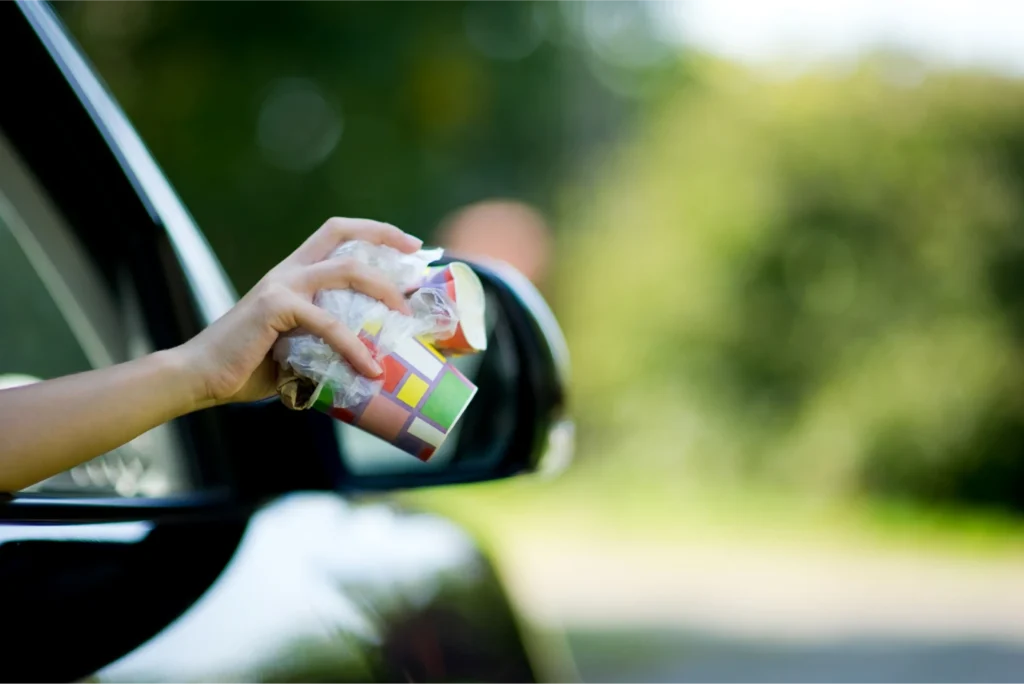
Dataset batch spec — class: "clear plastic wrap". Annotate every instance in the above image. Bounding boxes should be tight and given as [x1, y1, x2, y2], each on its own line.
[273, 240, 459, 409]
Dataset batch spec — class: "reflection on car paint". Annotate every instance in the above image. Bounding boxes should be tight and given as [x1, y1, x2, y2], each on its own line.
[95, 493, 486, 682]
[0, 521, 153, 545]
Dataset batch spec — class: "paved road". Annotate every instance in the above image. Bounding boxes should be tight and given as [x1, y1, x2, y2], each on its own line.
[509, 541, 1024, 641]
[497, 540, 1024, 681]
[566, 629, 1024, 682]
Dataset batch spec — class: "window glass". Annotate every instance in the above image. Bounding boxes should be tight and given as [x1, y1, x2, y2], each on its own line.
[0, 141, 191, 497]
[0, 214, 91, 381]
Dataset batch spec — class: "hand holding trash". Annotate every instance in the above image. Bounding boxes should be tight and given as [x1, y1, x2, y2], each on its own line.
[0, 217, 423, 491]
[177, 217, 423, 406]
[272, 227, 488, 461]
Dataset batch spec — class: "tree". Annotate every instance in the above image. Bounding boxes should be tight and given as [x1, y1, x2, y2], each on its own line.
[558, 55, 1024, 510]
[57, 1, 669, 289]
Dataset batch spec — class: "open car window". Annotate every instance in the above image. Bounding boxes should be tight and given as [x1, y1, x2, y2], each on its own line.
[0, 129, 191, 497]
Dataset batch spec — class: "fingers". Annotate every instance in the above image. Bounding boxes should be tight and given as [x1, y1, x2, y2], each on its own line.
[302, 258, 412, 314]
[288, 217, 423, 265]
[257, 216, 422, 380]
[288, 296, 383, 378]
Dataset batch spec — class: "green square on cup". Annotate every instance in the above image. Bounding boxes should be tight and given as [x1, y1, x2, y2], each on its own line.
[421, 370, 474, 430]
[312, 384, 334, 412]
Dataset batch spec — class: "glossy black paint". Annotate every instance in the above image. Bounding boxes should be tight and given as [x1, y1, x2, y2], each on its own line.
[0, 492, 245, 524]
[0, 2, 572, 681]
[0, 519, 247, 682]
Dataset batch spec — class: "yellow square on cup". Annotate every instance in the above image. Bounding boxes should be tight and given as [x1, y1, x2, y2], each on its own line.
[396, 374, 429, 407]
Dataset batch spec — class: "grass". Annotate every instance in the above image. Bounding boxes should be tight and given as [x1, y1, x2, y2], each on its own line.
[398, 466, 1024, 561]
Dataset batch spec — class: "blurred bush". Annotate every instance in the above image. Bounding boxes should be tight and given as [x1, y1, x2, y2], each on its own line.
[557, 55, 1024, 511]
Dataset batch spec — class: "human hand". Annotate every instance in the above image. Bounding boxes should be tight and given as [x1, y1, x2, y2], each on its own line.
[175, 218, 422, 409]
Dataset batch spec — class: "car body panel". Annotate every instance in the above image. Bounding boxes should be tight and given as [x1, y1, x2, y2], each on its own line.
[93, 493, 536, 682]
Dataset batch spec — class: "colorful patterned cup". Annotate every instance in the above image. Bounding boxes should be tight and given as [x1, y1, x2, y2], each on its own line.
[312, 333, 478, 462]
[416, 263, 487, 355]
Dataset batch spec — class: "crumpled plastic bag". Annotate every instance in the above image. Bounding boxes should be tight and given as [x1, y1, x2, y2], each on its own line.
[273, 240, 459, 410]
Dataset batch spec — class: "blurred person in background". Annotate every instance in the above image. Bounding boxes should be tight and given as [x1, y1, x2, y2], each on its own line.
[437, 199, 554, 289]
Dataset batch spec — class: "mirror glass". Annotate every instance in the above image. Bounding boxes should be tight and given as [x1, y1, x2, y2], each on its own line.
[335, 283, 521, 478]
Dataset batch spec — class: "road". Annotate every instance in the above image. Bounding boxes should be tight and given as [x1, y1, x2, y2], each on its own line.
[566, 630, 1024, 682]
[495, 539, 1024, 682]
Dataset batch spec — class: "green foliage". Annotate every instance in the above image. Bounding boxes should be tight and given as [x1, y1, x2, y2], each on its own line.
[558, 56, 1024, 510]
[57, 1, 646, 290]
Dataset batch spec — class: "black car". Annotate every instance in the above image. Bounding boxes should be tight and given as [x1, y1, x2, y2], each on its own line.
[0, 2, 575, 681]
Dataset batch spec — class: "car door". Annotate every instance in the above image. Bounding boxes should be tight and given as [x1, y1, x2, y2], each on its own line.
[0, 28, 252, 677]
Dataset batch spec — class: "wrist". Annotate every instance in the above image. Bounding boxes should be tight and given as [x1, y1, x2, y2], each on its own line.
[153, 346, 218, 414]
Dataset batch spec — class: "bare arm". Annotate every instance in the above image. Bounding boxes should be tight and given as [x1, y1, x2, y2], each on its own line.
[0, 350, 206, 492]
[0, 218, 421, 493]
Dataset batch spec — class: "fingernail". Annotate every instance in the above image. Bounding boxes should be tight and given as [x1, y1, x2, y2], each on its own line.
[369, 360, 384, 377]
[407, 235, 423, 249]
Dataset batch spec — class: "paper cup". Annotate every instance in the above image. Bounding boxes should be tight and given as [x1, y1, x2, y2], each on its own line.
[312, 333, 478, 462]
[416, 263, 487, 355]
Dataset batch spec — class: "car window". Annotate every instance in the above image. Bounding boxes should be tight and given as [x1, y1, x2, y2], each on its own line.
[0, 218, 92, 381]
[0, 132, 192, 497]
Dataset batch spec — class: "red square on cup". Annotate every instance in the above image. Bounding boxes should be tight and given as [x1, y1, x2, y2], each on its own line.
[381, 354, 406, 394]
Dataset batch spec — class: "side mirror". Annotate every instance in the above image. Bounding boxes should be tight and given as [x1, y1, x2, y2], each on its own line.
[332, 260, 573, 490]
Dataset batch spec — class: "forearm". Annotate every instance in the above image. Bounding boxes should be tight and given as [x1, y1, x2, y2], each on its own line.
[0, 349, 207, 492]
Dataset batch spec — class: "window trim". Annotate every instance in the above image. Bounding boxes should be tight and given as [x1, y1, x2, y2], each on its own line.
[19, 0, 239, 327]
[0, 131, 196, 497]
[0, 130, 123, 369]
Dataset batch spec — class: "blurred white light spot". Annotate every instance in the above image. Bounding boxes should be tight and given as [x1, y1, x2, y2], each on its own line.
[0, 522, 152, 546]
[463, 2, 546, 62]
[670, 0, 1024, 77]
[257, 78, 342, 173]
[582, 1, 674, 70]
[538, 419, 576, 480]
[0, 373, 40, 390]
